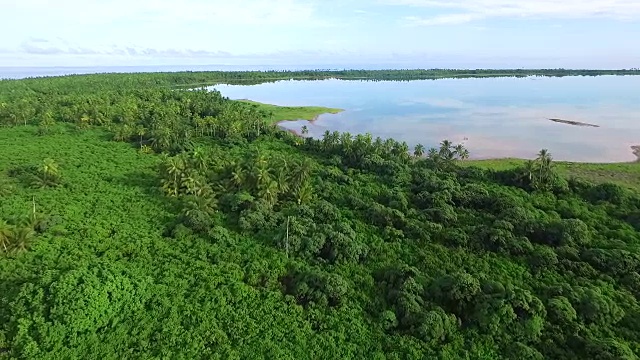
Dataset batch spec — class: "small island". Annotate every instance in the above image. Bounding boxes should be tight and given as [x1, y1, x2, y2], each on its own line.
[548, 118, 600, 127]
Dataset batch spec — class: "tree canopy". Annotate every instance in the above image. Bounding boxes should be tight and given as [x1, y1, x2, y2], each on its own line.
[0, 72, 639, 359]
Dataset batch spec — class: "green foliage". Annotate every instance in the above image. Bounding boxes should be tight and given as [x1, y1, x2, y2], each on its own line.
[1, 72, 640, 359]
[237, 100, 342, 125]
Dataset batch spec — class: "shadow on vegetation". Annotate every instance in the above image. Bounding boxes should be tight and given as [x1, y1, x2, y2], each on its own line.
[114, 170, 180, 226]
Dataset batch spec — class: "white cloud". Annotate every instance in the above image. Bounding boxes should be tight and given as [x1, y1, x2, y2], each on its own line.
[0, 0, 336, 61]
[384, 0, 640, 24]
[4, 0, 322, 26]
[404, 13, 481, 26]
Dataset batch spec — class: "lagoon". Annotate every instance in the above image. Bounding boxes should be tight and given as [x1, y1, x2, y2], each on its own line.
[212, 76, 640, 163]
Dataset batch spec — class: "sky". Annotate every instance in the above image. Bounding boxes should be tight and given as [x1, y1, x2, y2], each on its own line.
[0, 0, 639, 68]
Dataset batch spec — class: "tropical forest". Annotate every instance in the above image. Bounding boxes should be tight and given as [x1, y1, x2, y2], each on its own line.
[1, 70, 640, 359]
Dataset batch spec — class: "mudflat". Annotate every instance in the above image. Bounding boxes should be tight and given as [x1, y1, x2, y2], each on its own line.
[548, 118, 600, 127]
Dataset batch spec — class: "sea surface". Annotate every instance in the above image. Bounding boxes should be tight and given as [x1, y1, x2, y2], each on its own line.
[212, 76, 640, 162]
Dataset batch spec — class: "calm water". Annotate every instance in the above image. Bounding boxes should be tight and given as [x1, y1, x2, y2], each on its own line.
[212, 76, 640, 162]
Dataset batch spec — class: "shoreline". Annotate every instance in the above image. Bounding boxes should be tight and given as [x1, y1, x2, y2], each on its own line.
[239, 99, 638, 166]
[236, 99, 343, 125]
[278, 123, 640, 165]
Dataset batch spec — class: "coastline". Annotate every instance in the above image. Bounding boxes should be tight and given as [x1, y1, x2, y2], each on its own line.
[275, 118, 640, 165]
[236, 99, 343, 125]
[236, 98, 640, 192]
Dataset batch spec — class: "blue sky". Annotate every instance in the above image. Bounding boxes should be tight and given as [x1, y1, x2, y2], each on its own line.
[1, 0, 639, 68]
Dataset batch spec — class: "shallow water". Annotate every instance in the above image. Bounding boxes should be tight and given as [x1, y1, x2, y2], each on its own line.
[212, 76, 640, 162]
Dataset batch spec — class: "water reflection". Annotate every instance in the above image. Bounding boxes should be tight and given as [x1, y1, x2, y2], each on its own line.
[212, 76, 640, 162]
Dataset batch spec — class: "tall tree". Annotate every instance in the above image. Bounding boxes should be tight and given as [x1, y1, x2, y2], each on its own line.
[454, 144, 470, 160]
[439, 140, 454, 160]
[136, 125, 146, 147]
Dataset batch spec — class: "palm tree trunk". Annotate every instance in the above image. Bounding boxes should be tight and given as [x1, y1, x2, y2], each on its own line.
[285, 216, 290, 258]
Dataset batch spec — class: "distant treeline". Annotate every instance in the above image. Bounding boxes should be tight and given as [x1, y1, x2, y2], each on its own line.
[3, 68, 639, 88]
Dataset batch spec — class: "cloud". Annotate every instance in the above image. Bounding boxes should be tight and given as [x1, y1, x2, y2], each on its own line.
[28, 37, 49, 43]
[14, 37, 237, 58]
[6, 0, 326, 27]
[1, 0, 337, 60]
[19, 38, 100, 55]
[384, 0, 640, 25]
[404, 13, 480, 26]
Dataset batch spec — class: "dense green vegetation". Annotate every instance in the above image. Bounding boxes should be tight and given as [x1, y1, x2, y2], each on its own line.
[4, 68, 640, 87]
[468, 159, 640, 193]
[1, 73, 640, 359]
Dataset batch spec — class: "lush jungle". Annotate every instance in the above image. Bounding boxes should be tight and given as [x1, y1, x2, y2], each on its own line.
[1, 71, 639, 359]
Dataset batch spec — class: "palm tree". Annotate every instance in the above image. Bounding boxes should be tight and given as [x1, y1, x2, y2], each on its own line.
[524, 160, 536, 182]
[383, 138, 395, 154]
[167, 156, 186, 182]
[295, 181, 314, 205]
[10, 227, 35, 253]
[183, 195, 217, 218]
[112, 125, 131, 142]
[38, 111, 56, 134]
[203, 116, 217, 137]
[150, 127, 172, 152]
[33, 158, 60, 188]
[537, 149, 552, 167]
[413, 144, 425, 158]
[230, 164, 247, 189]
[340, 132, 353, 148]
[536, 149, 553, 182]
[330, 131, 341, 148]
[182, 171, 209, 197]
[439, 140, 454, 160]
[275, 168, 290, 195]
[393, 142, 410, 160]
[42, 158, 59, 181]
[160, 155, 187, 197]
[322, 130, 332, 151]
[373, 137, 384, 154]
[0, 220, 13, 253]
[78, 114, 91, 129]
[136, 125, 146, 147]
[194, 116, 207, 136]
[290, 158, 313, 191]
[427, 147, 439, 161]
[253, 166, 272, 191]
[272, 157, 290, 193]
[258, 180, 280, 206]
[363, 133, 373, 147]
[0, 180, 13, 197]
[191, 146, 208, 172]
[453, 144, 470, 160]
